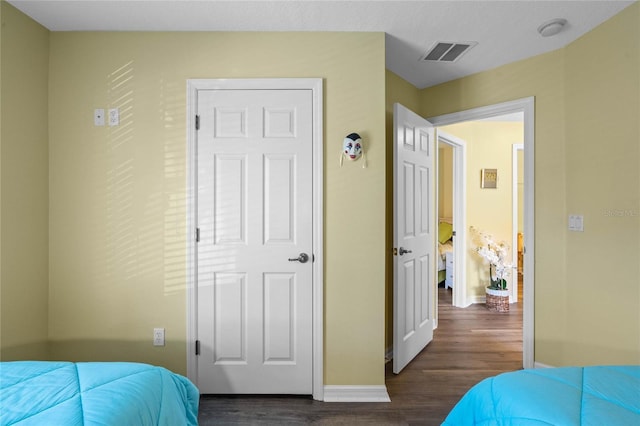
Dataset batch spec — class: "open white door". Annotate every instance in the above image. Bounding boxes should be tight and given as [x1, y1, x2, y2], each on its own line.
[393, 103, 436, 374]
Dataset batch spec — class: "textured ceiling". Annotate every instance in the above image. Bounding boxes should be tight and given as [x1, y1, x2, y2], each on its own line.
[7, 0, 636, 88]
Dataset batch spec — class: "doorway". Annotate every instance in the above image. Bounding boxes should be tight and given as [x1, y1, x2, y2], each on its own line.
[429, 97, 534, 369]
[512, 143, 524, 303]
[436, 131, 467, 310]
[185, 78, 325, 399]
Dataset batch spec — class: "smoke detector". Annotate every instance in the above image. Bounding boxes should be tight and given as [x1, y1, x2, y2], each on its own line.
[538, 18, 568, 37]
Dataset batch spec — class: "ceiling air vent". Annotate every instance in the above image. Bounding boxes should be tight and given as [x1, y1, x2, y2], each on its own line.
[422, 41, 477, 62]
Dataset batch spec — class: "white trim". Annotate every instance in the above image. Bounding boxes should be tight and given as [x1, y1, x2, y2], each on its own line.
[428, 96, 535, 370]
[512, 143, 524, 304]
[468, 295, 486, 305]
[186, 78, 324, 400]
[186, 80, 198, 383]
[323, 386, 391, 403]
[310, 79, 325, 401]
[436, 131, 468, 308]
[534, 362, 554, 369]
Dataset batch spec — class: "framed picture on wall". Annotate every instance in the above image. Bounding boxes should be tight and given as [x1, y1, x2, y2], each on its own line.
[481, 168, 498, 188]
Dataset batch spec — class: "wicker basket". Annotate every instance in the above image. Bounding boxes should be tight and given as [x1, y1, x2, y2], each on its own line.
[485, 288, 509, 312]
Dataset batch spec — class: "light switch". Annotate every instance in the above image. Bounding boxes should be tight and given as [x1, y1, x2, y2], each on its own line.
[109, 108, 120, 126]
[568, 215, 584, 232]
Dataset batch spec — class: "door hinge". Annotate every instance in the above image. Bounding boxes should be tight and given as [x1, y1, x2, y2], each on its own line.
[195, 340, 201, 356]
[393, 247, 398, 256]
[195, 227, 200, 242]
[195, 115, 200, 130]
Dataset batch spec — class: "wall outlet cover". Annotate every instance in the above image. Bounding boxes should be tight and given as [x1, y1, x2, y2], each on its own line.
[94, 109, 105, 126]
[153, 327, 165, 346]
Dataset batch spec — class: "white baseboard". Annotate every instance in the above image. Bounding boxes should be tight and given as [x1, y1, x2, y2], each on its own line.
[469, 295, 486, 305]
[323, 385, 391, 402]
[534, 361, 554, 369]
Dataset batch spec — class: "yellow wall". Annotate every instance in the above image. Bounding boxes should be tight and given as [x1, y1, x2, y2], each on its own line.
[562, 3, 639, 364]
[3, 0, 638, 386]
[0, 2, 50, 360]
[0, 2, 3, 354]
[518, 150, 523, 233]
[439, 121, 523, 299]
[47, 31, 387, 383]
[422, 3, 639, 366]
[438, 145, 453, 219]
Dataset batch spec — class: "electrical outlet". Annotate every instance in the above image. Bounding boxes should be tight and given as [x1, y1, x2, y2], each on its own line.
[153, 328, 165, 346]
[94, 109, 105, 126]
[108, 108, 120, 126]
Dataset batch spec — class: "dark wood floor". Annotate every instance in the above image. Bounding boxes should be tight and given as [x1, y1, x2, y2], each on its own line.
[198, 281, 523, 425]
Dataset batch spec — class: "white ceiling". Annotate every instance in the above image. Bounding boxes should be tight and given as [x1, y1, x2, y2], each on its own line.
[7, 0, 636, 89]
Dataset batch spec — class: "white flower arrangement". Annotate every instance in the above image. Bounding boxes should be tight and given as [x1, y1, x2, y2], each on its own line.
[470, 226, 512, 290]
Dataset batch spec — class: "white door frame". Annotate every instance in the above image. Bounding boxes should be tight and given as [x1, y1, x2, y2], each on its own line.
[185, 78, 324, 399]
[428, 97, 535, 369]
[512, 143, 524, 304]
[436, 131, 468, 309]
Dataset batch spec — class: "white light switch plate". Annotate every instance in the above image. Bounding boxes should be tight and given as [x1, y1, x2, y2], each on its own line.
[109, 108, 119, 126]
[568, 214, 584, 232]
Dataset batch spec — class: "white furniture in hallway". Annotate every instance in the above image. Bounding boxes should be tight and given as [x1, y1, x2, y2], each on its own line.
[445, 251, 454, 289]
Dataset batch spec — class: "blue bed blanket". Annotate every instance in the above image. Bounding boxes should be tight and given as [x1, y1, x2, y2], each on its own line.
[0, 361, 199, 426]
[443, 366, 640, 425]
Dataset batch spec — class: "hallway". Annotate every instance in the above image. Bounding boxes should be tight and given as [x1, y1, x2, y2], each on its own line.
[385, 286, 523, 424]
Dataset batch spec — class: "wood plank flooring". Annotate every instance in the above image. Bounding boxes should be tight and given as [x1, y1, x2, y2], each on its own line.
[198, 283, 523, 425]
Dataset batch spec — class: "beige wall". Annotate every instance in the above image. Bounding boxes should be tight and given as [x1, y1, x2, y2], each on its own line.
[562, 3, 639, 364]
[0, 2, 50, 360]
[3, 0, 638, 386]
[0, 1, 3, 355]
[518, 150, 524, 233]
[439, 121, 523, 299]
[438, 145, 453, 219]
[421, 3, 639, 366]
[47, 31, 387, 383]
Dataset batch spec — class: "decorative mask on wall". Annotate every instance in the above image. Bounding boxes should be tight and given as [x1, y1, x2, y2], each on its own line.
[340, 133, 367, 168]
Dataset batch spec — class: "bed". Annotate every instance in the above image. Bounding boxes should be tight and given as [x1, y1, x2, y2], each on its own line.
[443, 365, 640, 425]
[0, 361, 199, 426]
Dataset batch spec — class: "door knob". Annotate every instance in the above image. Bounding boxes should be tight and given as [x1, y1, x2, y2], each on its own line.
[288, 253, 309, 263]
[399, 247, 412, 256]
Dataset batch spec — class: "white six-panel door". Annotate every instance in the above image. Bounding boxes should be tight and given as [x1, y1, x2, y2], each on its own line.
[196, 88, 313, 393]
[393, 103, 435, 374]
